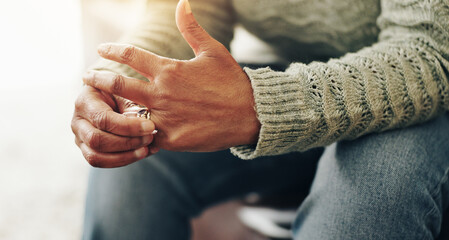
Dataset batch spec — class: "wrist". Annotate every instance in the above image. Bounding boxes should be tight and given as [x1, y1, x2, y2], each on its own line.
[237, 73, 261, 146]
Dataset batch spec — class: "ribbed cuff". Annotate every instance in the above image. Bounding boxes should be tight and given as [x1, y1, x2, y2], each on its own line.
[230, 65, 318, 159]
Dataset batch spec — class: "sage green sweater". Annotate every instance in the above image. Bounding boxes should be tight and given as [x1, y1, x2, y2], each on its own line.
[94, 0, 449, 159]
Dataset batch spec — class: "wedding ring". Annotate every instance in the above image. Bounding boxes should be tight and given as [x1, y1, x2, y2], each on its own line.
[123, 106, 150, 120]
[123, 107, 158, 134]
[137, 109, 151, 120]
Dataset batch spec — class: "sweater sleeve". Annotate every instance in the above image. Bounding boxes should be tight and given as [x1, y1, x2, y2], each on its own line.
[91, 0, 235, 80]
[231, 0, 449, 159]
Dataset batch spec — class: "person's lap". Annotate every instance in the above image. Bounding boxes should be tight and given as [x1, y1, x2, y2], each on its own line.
[83, 115, 449, 239]
[83, 112, 449, 240]
[83, 145, 323, 239]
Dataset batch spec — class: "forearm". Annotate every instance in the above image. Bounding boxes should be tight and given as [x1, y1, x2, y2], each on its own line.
[232, 0, 449, 159]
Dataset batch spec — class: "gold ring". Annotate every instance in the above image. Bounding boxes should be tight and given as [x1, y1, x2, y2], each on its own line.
[137, 109, 151, 120]
[123, 106, 150, 120]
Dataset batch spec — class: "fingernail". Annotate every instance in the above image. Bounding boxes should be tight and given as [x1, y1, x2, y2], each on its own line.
[184, 0, 192, 14]
[142, 135, 152, 144]
[134, 147, 147, 159]
[83, 71, 94, 80]
[141, 121, 154, 133]
[97, 43, 110, 55]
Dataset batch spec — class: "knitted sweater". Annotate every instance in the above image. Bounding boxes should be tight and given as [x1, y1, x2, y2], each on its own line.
[93, 0, 449, 159]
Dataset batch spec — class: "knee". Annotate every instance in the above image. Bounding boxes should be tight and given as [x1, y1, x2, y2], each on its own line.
[324, 129, 447, 232]
[332, 131, 438, 206]
[334, 122, 449, 201]
[337, 114, 449, 177]
[294, 144, 446, 239]
[294, 117, 449, 239]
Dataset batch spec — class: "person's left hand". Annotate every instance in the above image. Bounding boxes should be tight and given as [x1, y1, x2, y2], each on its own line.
[83, 0, 260, 152]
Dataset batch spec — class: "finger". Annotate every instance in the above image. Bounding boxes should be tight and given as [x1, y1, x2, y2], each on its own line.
[115, 95, 140, 113]
[149, 146, 160, 155]
[76, 86, 156, 136]
[97, 43, 167, 77]
[74, 118, 154, 153]
[83, 71, 155, 107]
[75, 136, 82, 148]
[176, 0, 221, 56]
[79, 142, 149, 168]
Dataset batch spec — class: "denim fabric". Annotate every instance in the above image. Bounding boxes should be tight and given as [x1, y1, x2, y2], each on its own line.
[82, 149, 323, 239]
[293, 113, 449, 240]
[83, 113, 449, 240]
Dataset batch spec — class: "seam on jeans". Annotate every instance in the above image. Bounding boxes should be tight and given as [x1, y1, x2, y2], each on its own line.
[430, 167, 449, 200]
[421, 207, 440, 240]
[420, 167, 449, 240]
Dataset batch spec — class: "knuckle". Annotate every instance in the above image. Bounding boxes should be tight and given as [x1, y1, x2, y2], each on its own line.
[185, 22, 201, 34]
[84, 152, 101, 167]
[206, 42, 228, 58]
[91, 111, 108, 130]
[85, 130, 102, 151]
[166, 134, 187, 152]
[120, 46, 135, 63]
[90, 71, 99, 86]
[158, 61, 182, 85]
[74, 95, 86, 112]
[214, 42, 228, 55]
[70, 118, 78, 134]
[125, 137, 141, 149]
[111, 74, 125, 94]
[163, 61, 182, 75]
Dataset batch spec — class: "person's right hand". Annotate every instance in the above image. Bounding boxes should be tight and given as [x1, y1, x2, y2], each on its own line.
[71, 84, 157, 168]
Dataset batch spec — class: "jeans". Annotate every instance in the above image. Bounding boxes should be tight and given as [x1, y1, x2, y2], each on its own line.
[83, 112, 449, 240]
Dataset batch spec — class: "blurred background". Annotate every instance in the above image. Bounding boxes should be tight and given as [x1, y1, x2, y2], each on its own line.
[0, 0, 276, 239]
[0, 0, 85, 239]
[0, 0, 148, 239]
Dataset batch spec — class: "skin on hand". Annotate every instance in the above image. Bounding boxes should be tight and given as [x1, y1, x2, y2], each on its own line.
[83, 0, 261, 153]
[71, 85, 157, 168]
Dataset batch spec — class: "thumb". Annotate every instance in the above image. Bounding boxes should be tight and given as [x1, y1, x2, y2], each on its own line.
[176, 0, 218, 56]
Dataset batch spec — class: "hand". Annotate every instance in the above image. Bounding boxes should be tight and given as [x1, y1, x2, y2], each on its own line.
[71, 85, 157, 168]
[83, 0, 261, 152]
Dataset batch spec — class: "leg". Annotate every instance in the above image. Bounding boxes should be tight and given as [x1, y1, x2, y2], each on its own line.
[293, 113, 449, 240]
[82, 148, 323, 240]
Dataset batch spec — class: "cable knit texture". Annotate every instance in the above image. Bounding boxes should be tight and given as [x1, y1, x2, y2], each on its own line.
[92, 0, 449, 159]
